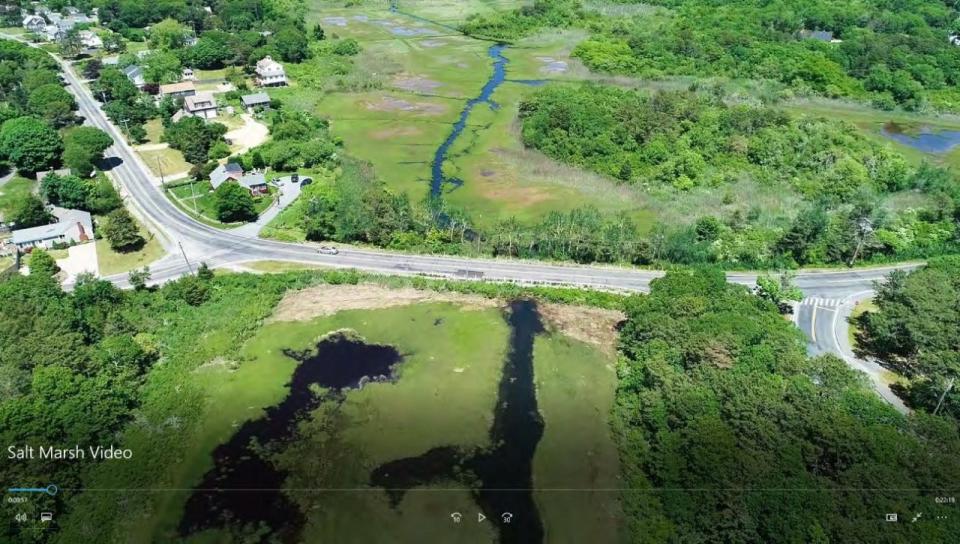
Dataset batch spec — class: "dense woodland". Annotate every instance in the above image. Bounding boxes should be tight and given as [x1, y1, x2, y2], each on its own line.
[616, 268, 960, 542]
[520, 85, 960, 266]
[858, 257, 960, 418]
[466, 0, 960, 110]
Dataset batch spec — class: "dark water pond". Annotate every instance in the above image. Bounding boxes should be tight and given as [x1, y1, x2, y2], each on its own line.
[881, 122, 960, 153]
[370, 300, 546, 543]
[178, 333, 402, 541]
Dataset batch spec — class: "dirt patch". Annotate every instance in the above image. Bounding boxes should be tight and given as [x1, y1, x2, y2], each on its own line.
[323, 16, 348, 27]
[224, 114, 269, 155]
[538, 303, 625, 355]
[365, 96, 447, 115]
[392, 76, 443, 93]
[419, 39, 446, 48]
[536, 56, 569, 74]
[370, 126, 424, 140]
[269, 284, 500, 322]
[480, 169, 496, 177]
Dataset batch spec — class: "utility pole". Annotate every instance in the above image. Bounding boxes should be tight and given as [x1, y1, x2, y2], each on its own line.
[932, 377, 955, 416]
[178, 241, 194, 274]
[156, 156, 165, 186]
[189, 179, 198, 215]
[849, 217, 873, 268]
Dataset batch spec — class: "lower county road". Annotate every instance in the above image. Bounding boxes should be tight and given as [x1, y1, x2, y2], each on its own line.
[6, 35, 914, 411]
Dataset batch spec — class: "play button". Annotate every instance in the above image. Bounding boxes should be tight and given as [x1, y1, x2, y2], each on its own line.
[478, 512, 486, 522]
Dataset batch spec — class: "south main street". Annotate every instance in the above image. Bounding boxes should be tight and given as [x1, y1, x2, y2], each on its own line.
[4, 34, 914, 411]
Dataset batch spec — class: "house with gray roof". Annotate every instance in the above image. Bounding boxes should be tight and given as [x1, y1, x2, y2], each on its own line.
[10, 207, 93, 250]
[209, 163, 269, 195]
[122, 64, 145, 88]
[241, 92, 271, 113]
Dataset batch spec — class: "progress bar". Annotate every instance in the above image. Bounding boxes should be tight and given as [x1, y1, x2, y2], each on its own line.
[7, 485, 58, 496]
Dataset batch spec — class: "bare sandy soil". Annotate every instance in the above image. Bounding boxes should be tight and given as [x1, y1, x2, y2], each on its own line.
[268, 283, 499, 322]
[365, 96, 447, 114]
[538, 303, 625, 355]
[269, 283, 624, 352]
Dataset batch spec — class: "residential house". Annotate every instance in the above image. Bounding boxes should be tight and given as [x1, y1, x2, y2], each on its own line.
[241, 92, 271, 113]
[10, 207, 93, 250]
[255, 56, 287, 87]
[209, 162, 244, 189]
[237, 171, 269, 195]
[950, 34, 960, 46]
[122, 65, 145, 88]
[22, 14, 46, 33]
[159, 81, 196, 98]
[78, 29, 102, 49]
[210, 163, 270, 195]
[183, 92, 218, 119]
[181, 68, 195, 81]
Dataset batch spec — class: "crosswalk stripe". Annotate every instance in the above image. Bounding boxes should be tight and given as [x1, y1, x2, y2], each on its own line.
[800, 297, 843, 307]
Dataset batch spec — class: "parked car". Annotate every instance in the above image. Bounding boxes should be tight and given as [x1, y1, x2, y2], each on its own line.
[318, 246, 339, 255]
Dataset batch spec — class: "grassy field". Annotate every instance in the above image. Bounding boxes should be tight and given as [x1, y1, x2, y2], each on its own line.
[139, 146, 192, 178]
[94, 215, 166, 275]
[532, 331, 624, 542]
[0, 176, 37, 220]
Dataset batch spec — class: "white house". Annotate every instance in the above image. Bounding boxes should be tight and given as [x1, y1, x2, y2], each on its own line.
[122, 65, 145, 88]
[79, 30, 102, 49]
[10, 207, 94, 250]
[22, 14, 46, 33]
[255, 56, 287, 87]
[210, 163, 270, 195]
[183, 92, 218, 119]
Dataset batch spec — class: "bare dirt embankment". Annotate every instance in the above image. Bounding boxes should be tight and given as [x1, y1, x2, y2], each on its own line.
[268, 283, 625, 354]
[268, 284, 498, 322]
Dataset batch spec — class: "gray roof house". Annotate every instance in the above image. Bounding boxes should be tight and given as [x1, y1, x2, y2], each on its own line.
[11, 207, 93, 250]
[209, 162, 244, 189]
[241, 92, 271, 111]
[210, 163, 269, 195]
[122, 64, 145, 88]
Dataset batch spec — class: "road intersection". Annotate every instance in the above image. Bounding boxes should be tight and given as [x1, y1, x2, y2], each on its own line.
[6, 34, 914, 411]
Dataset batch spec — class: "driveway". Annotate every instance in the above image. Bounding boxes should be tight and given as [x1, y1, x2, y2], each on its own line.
[56, 242, 100, 282]
[225, 114, 269, 155]
[231, 176, 304, 238]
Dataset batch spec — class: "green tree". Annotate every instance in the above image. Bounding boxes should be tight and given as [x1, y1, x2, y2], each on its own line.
[0, 117, 63, 173]
[141, 50, 182, 84]
[101, 208, 144, 251]
[214, 181, 256, 222]
[148, 18, 190, 50]
[272, 27, 309, 63]
[312, 24, 325, 41]
[41, 173, 89, 209]
[28, 249, 59, 277]
[10, 194, 52, 229]
[27, 83, 77, 128]
[163, 116, 227, 165]
[62, 126, 113, 177]
[128, 266, 150, 290]
[755, 271, 803, 312]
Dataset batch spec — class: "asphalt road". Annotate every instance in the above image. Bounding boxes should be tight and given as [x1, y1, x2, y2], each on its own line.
[6, 34, 914, 411]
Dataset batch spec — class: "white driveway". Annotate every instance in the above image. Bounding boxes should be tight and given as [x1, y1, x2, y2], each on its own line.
[56, 242, 100, 281]
[225, 114, 269, 155]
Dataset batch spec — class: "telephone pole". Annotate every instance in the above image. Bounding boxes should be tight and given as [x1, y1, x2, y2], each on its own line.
[932, 377, 955, 416]
[178, 241, 194, 274]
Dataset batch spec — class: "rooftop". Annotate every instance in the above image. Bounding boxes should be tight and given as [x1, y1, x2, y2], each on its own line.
[159, 81, 196, 95]
[11, 207, 93, 245]
[241, 92, 271, 106]
[184, 92, 216, 111]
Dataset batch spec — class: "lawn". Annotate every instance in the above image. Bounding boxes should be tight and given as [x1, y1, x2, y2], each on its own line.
[143, 118, 165, 145]
[168, 181, 277, 226]
[0, 176, 37, 220]
[532, 331, 624, 542]
[138, 146, 192, 178]
[94, 215, 166, 276]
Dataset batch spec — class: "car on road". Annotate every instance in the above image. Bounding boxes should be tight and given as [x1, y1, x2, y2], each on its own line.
[318, 246, 339, 255]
